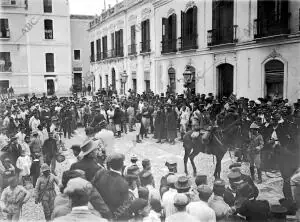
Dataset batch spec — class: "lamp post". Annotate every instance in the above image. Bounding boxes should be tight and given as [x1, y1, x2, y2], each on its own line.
[121, 70, 128, 95]
[183, 66, 193, 97]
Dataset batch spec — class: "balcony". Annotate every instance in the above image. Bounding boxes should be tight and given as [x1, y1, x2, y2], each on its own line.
[115, 47, 124, 57]
[128, 44, 137, 55]
[102, 51, 108, 60]
[179, 34, 198, 51]
[207, 25, 238, 46]
[0, 0, 25, 7]
[161, 39, 177, 54]
[0, 29, 10, 39]
[140, 40, 151, 53]
[45, 29, 53, 39]
[96, 52, 101, 61]
[254, 15, 290, 39]
[90, 55, 95, 62]
[107, 49, 116, 58]
[0, 61, 12, 72]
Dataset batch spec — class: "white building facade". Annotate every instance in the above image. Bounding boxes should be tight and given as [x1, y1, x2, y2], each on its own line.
[89, 0, 155, 94]
[0, 0, 72, 95]
[154, 0, 300, 101]
[70, 14, 93, 91]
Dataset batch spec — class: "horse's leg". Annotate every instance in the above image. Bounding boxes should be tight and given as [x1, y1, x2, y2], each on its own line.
[189, 149, 201, 177]
[184, 146, 191, 175]
[214, 155, 223, 179]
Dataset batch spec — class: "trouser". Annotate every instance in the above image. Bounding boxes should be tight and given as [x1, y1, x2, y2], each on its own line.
[247, 152, 261, 168]
[41, 197, 55, 221]
[63, 122, 71, 139]
[141, 117, 150, 134]
[7, 209, 21, 222]
[44, 155, 56, 174]
[180, 122, 188, 133]
[136, 123, 141, 136]
[128, 116, 134, 131]
[121, 122, 127, 133]
[83, 115, 89, 127]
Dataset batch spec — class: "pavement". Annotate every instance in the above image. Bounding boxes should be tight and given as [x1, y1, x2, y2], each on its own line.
[19, 127, 284, 221]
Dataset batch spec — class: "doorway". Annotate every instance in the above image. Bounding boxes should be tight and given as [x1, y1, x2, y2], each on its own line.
[74, 73, 82, 91]
[168, 67, 176, 94]
[112, 68, 116, 91]
[47, 79, 55, 95]
[217, 63, 234, 98]
[265, 60, 284, 99]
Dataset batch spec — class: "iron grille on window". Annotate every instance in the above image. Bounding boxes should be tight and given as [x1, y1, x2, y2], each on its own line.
[0, 52, 12, 72]
[0, 19, 10, 38]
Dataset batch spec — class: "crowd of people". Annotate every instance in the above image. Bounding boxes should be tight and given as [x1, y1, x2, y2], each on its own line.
[0, 88, 299, 221]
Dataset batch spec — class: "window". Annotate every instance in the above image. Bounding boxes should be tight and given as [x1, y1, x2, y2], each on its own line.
[44, 19, 53, 39]
[209, 0, 235, 45]
[0, 19, 10, 38]
[115, 29, 123, 57]
[181, 6, 198, 50]
[162, 14, 177, 53]
[74, 50, 80, 60]
[45, 53, 54, 72]
[141, 19, 150, 53]
[102, 36, 108, 59]
[96, 39, 101, 61]
[43, 0, 52, 13]
[145, 80, 150, 92]
[90, 41, 95, 62]
[128, 25, 136, 55]
[0, 52, 11, 72]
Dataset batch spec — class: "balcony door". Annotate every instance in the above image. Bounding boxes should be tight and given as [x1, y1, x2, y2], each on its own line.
[217, 63, 233, 99]
[212, 0, 234, 44]
[181, 6, 197, 50]
[162, 14, 177, 53]
[111, 68, 116, 91]
[264, 60, 284, 99]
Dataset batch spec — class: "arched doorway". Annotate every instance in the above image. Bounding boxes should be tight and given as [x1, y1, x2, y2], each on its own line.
[111, 68, 116, 91]
[168, 67, 176, 94]
[264, 60, 284, 99]
[217, 63, 233, 98]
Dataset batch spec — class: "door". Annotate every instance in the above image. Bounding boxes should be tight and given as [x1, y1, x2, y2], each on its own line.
[132, 79, 137, 92]
[168, 67, 176, 94]
[74, 73, 82, 91]
[217, 64, 234, 98]
[47, 79, 55, 95]
[145, 80, 150, 92]
[111, 68, 116, 91]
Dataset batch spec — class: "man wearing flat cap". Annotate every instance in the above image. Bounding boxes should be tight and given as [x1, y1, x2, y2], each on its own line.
[70, 139, 101, 182]
[165, 193, 197, 222]
[53, 177, 107, 222]
[92, 153, 132, 220]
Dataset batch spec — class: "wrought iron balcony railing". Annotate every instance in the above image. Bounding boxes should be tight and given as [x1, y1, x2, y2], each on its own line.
[115, 47, 124, 57]
[161, 39, 177, 54]
[140, 40, 151, 53]
[207, 25, 238, 46]
[128, 44, 137, 55]
[254, 14, 290, 39]
[179, 34, 198, 51]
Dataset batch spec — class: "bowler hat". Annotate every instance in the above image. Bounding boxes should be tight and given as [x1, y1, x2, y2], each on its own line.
[197, 184, 213, 197]
[175, 176, 191, 192]
[195, 174, 208, 186]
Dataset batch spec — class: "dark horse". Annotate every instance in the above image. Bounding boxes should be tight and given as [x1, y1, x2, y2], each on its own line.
[183, 119, 241, 178]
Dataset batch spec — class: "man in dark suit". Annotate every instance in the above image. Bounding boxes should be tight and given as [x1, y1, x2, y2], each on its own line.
[70, 139, 101, 182]
[92, 153, 131, 220]
[90, 108, 105, 128]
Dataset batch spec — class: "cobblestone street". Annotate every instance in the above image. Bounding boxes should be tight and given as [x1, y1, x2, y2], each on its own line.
[19, 128, 284, 221]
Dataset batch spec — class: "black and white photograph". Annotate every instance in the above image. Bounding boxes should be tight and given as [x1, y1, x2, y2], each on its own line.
[0, 0, 300, 221]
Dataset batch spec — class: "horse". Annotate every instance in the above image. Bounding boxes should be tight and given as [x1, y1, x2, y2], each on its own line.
[183, 119, 242, 178]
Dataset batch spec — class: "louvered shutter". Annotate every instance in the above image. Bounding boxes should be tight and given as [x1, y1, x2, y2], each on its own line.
[192, 6, 198, 46]
[181, 11, 185, 49]
[171, 14, 177, 51]
[120, 29, 123, 55]
[162, 17, 167, 52]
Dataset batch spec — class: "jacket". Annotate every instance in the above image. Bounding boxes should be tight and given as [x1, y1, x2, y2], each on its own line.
[70, 157, 100, 182]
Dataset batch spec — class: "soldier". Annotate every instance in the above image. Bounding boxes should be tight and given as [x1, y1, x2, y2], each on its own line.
[35, 164, 59, 221]
[248, 122, 264, 184]
[159, 159, 177, 197]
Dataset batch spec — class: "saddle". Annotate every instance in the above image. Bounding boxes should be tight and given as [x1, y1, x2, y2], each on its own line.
[191, 129, 211, 145]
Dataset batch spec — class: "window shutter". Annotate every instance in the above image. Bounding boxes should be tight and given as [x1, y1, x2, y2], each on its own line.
[141, 21, 145, 43]
[111, 33, 114, 50]
[146, 19, 150, 41]
[120, 29, 123, 55]
[172, 14, 177, 50]
[162, 17, 167, 51]
[192, 6, 198, 37]
[281, 0, 289, 27]
[131, 25, 135, 45]
[181, 11, 186, 45]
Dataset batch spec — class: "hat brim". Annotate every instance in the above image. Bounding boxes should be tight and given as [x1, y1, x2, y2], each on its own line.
[78, 144, 98, 158]
[174, 181, 192, 191]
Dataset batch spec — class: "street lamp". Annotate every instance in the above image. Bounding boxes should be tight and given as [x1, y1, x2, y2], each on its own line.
[121, 70, 128, 95]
